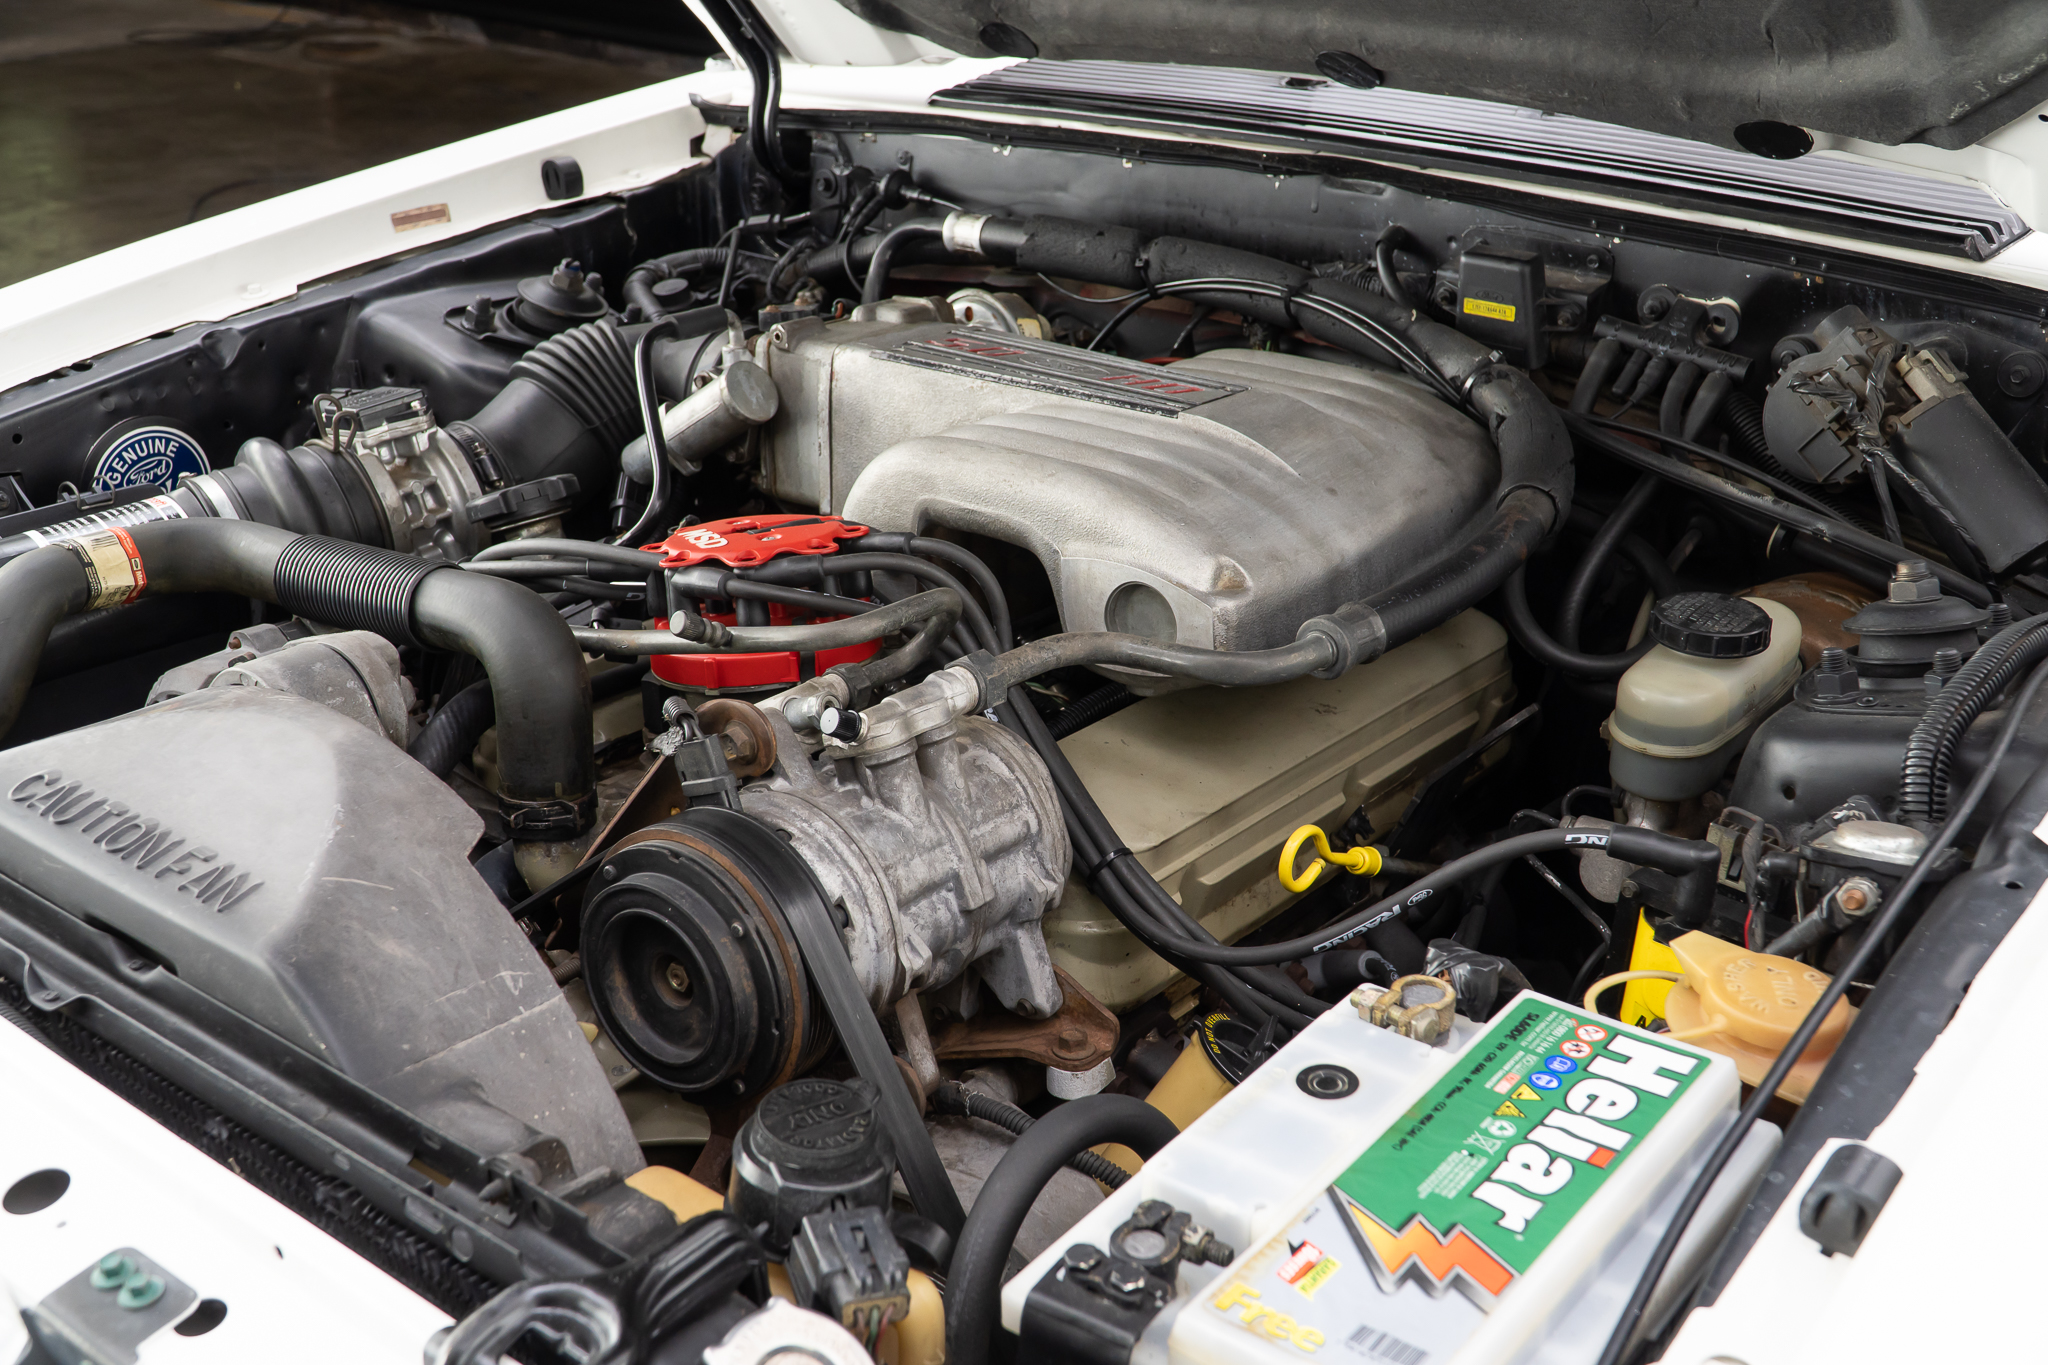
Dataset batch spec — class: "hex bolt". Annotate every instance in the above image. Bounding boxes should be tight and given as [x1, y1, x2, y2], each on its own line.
[1888, 559, 1942, 604]
[1813, 645, 1860, 700]
[1106, 1264, 1148, 1295]
[115, 1271, 165, 1311]
[1061, 1244, 1105, 1274]
[89, 1254, 134, 1291]
[1833, 876, 1881, 920]
[1931, 647, 1962, 678]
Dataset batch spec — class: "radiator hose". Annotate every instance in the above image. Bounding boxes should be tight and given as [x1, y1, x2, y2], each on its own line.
[945, 1094, 1180, 1365]
[0, 521, 595, 855]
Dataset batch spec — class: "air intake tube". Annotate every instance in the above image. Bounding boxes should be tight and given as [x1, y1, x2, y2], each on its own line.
[157, 320, 648, 545]
[0, 521, 595, 877]
[449, 319, 643, 493]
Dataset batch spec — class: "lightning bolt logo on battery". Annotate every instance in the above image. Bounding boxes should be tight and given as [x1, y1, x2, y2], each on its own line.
[1334, 1191, 1516, 1307]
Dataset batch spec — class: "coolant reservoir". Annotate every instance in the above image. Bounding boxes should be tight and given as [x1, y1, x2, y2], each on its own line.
[1661, 930, 1855, 1103]
[1607, 594, 1801, 800]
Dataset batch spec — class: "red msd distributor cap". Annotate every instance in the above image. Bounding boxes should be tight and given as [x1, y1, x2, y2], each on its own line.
[643, 513, 877, 693]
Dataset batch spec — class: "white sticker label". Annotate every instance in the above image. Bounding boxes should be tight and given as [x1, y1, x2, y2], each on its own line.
[57, 526, 147, 610]
[23, 494, 185, 550]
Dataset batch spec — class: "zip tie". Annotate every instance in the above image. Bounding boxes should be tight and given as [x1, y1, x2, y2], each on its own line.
[1085, 846, 1134, 887]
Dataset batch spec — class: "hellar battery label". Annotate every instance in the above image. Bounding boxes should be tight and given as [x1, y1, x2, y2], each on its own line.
[1199, 1002, 1707, 1360]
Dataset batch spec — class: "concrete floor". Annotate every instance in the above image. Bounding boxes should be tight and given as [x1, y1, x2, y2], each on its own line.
[0, 1, 696, 289]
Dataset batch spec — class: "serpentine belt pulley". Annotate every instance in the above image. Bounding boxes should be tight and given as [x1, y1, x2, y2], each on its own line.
[580, 805, 966, 1235]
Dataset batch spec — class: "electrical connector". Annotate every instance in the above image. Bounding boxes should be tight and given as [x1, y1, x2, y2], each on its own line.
[786, 1207, 911, 1352]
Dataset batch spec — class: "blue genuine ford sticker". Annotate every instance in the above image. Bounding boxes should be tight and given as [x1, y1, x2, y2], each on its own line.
[87, 420, 210, 493]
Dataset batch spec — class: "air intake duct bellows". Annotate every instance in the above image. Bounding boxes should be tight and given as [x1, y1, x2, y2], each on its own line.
[449, 319, 641, 494]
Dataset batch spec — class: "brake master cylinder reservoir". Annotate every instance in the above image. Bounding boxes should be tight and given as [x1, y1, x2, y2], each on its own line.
[1607, 594, 1801, 800]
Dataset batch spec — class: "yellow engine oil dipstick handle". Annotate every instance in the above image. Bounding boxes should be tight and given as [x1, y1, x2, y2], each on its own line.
[1279, 824, 1384, 892]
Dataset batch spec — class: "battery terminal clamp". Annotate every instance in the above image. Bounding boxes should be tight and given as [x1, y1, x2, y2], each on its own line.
[1351, 974, 1458, 1045]
[1279, 824, 1385, 892]
[1110, 1199, 1235, 1275]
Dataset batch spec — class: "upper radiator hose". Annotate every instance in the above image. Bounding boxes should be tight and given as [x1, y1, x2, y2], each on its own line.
[0, 521, 595, 843]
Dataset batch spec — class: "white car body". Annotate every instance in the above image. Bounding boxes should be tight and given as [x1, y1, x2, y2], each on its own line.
[3, 5, 2045, 1359]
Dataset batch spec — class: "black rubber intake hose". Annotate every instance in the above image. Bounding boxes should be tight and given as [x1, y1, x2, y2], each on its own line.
[929, 1082, 1131, 1188]
[0, 549, 92, 742]
[621, 247, 730, 318]
[1899, 613, 2048, 823]
[0, 520, 595, 835]
[970, 213, 1496, 383]
[945, 1094, 1180, 1365]
[409, 678, 495, 779]
[451, 320, 640, 494]
[179, 436, 389, 544]
[860, 219, 947, 305]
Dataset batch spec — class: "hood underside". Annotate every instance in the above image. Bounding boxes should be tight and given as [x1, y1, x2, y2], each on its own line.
[824, 0, 2048, 152]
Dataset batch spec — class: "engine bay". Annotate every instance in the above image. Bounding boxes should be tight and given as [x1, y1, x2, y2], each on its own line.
[4, 106, 2048, 1363]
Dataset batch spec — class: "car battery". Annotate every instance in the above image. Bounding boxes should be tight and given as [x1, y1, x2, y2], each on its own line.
[1003, 990, 1754, 1365]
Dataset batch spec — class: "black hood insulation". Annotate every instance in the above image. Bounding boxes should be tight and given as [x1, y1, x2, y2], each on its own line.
[832, 0, 2048, 152]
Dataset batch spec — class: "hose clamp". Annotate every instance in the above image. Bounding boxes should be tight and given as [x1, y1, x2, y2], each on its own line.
[502, 791, 597, 840]
[1459, 357, 1508, 405]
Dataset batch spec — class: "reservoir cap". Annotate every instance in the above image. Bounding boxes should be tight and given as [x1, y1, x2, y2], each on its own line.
[1650, 592, 1772, 659]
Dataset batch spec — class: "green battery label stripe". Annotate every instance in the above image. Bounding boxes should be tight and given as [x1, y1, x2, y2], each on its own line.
[1332, 1000, 1708, 1307]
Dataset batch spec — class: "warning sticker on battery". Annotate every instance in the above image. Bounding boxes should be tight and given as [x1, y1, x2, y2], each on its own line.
[1198, 1002, 1707, 1361]
[875, 329, 1243, 415]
